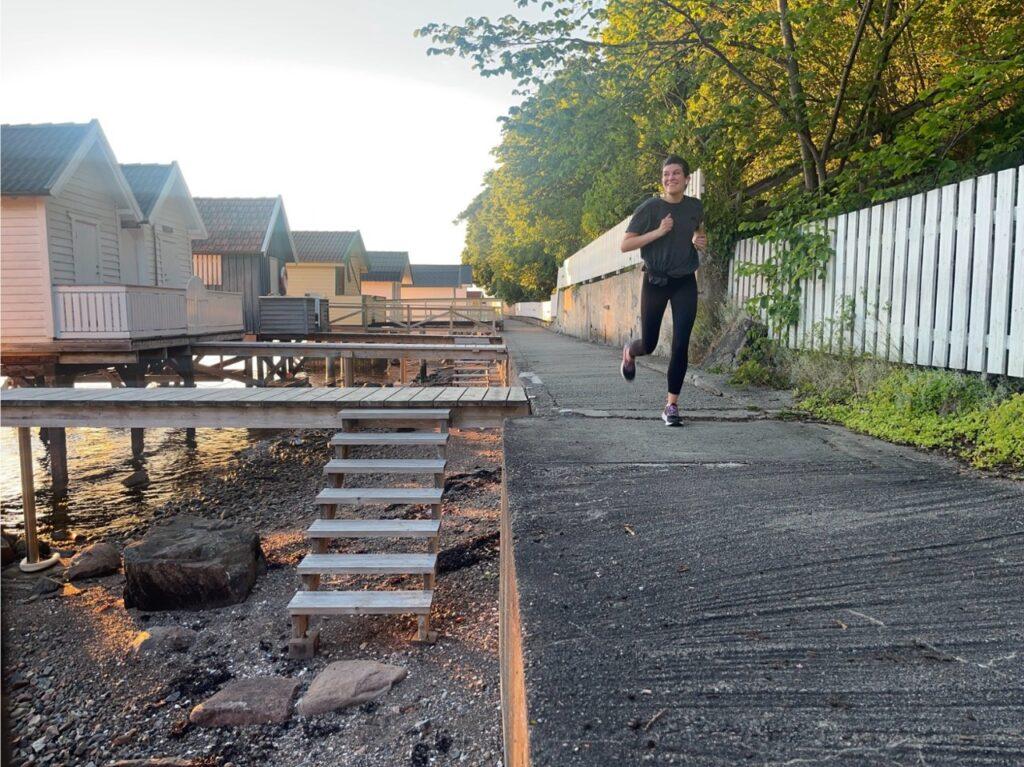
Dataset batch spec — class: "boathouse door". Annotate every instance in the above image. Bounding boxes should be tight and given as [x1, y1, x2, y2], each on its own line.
[72, 218, 101, 283]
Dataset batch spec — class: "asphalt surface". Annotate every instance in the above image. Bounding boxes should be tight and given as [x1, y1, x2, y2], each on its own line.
[502, 320, 1024, 766]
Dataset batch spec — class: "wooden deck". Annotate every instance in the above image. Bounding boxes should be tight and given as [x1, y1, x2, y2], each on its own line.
[192, 340, 507, 361]
[0, 385, 529, 429]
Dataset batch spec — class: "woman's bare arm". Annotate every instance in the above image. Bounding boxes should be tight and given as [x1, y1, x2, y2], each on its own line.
[621, 213, 673, 253]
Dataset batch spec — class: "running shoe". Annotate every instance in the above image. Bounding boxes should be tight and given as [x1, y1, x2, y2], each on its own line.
[620, 343, 636, 381]
[662, 403, 682, 427]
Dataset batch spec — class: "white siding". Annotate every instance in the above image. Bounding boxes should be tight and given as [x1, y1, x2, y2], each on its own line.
[45, 142, 123, 285]
[1, 197, 53, 342]
[149, 193, 196, 287]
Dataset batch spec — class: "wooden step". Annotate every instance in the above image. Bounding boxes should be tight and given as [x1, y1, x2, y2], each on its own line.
[297, 553, 437, 575]
[315, 487, 443, 505]
[323, 458, 446, 475]
[306, 518, 441, 539]
[288, 590, 433, 615]
[337, 408, 450, 420]
[330, 432, 449, 447]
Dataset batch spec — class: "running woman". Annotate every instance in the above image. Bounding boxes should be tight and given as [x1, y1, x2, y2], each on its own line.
[619, 155, 707, 426]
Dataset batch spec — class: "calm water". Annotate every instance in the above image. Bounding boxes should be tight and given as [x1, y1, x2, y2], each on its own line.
[0, 361, 384, 542]
[0, 423, 258, 542]
[0, 376, 262, 542]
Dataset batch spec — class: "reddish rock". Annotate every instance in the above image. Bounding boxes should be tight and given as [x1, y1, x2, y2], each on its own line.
[67, 542, 120, 580]
[297, 660, 407, 716]
[189, 676, 299, 727]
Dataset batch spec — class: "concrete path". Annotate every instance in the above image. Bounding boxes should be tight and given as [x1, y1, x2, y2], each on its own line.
[501, 320, 1024, 766]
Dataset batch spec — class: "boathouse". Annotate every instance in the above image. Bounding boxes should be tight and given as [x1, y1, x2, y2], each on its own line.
[0, 120, 242, 361]
[284, 230, 373, 328]
[119, 162, 208, 288]
[191, 196, 297, 332]
[360, 250, 413, 300]
[404, 264, 476, 301]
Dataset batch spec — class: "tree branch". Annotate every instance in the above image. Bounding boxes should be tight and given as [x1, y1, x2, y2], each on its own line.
[820, 0, 874, 163]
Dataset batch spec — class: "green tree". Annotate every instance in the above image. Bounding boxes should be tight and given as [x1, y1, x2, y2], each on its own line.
[421, 0, 1024, 306]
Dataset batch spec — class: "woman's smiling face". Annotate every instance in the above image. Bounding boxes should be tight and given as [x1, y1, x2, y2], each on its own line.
[662, 163, 688, 195]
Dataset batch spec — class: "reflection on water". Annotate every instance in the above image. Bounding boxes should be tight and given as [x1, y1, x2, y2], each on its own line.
[0, 424, 256, 541]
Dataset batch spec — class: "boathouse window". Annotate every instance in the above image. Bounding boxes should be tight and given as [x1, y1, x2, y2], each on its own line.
[335, 266, 345, 295]
[193, 253, 222, 289]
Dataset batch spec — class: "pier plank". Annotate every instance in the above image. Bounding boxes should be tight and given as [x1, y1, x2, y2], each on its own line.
[335, 387, 376, 403]
[0, 386, 530, 429]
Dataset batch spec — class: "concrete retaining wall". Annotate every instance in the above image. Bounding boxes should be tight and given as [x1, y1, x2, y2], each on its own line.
[554, 265, 675, 357]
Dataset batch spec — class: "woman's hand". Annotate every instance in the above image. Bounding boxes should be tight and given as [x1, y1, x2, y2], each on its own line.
[621, 215, 674, 252]
[692, 228, 707, 253]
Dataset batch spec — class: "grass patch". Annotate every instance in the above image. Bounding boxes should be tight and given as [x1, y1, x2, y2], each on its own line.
[800, 368, 1024, 472]
[715, 316, 1023, 472]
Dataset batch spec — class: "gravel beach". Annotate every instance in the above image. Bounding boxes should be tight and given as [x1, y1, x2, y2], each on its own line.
[2, 425, 505, 767]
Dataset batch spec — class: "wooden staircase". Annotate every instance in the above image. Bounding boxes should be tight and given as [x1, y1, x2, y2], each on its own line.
[287, 408, 450, 657]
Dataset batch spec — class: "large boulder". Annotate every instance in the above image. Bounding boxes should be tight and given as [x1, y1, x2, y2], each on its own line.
[1, 534, 15, 567]
[190, 676, 299, 727]
[702, 314, 758, 372]
[297, 660, 407, 716]
[122, 516, 265, 610]
[68, 542, 121, 580]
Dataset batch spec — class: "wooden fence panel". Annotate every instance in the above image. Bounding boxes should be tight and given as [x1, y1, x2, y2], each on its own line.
[932, 183, 958, 368]
[877, 201, 897, 359]
[949, 178, 975, 370]
[988, 168, 1016, 375]
[1010, 170, 1024, 378]
[727, 165, 1021, 378]
[916, 188, 941, 366]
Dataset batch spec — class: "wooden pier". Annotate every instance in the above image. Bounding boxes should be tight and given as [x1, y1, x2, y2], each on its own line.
[1, 385, 528, 429]
[2, 385, 528, 569]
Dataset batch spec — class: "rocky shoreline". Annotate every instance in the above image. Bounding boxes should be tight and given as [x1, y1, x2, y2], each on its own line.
[2, 426, 505, 766]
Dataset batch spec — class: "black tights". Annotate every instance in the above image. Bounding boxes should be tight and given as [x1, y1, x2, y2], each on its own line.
[628, 273, 698, 395]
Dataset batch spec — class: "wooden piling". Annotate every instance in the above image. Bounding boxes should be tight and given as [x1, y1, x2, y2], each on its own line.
[117, 364, 146, 459]
[17, 427, 40, 564]
[176, 356, 197, 445]
[49, 428, 69, 497]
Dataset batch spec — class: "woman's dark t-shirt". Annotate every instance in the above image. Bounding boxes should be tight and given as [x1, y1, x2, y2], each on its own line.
[626, 196, 703, 284]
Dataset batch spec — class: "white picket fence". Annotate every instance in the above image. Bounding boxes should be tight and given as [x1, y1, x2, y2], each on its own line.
[729, 165, 1024, 378]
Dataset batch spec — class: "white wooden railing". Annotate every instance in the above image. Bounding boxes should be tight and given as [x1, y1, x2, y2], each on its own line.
[729, 165, 1024, 378]
[186, 277, 243, 334]
[53, 281, 244, 340]
[53, 285, 187, 339]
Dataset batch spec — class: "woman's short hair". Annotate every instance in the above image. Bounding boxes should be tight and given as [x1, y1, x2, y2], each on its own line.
[662, 155, 690, 175]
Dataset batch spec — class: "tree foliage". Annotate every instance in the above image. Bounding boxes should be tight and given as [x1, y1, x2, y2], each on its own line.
[420, 0, 1024, 304]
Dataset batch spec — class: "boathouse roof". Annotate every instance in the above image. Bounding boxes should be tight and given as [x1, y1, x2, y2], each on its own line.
[363, 251, 411, 282]
[292, 231, 364, 264]
[410, 264, 474, 288]
[1, 120, 143, 219]
[192, 196, 295, 259]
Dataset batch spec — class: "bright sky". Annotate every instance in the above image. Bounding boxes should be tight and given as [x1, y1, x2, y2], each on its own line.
[1, 0, 529, 264]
